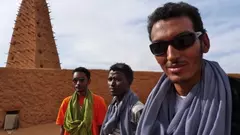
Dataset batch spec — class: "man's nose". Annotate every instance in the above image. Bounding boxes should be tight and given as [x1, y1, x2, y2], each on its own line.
[167, 45, 180, 62]
[110, 80, 116, 86]
[76, 80, 82, 85]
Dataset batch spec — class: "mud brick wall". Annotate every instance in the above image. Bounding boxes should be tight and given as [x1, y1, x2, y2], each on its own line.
[6, 0, 60, 69]
[0, 68, 161, 128]
[0, 68, 71, 128]
[0, 67, 239, 128]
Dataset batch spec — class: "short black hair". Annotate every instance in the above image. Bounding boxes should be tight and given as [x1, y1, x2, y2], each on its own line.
[147, 2, 206, 41]
[109, 63, 134, 85]
[72, 67, 91, 80]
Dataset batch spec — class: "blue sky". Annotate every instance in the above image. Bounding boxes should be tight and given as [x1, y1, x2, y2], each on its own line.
[0, 0, 239, 73]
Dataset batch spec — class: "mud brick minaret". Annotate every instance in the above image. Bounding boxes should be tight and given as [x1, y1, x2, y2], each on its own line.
[6, 0, 61, 69]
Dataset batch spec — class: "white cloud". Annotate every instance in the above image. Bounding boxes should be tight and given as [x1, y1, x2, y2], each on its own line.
[0, 0, 239, 73]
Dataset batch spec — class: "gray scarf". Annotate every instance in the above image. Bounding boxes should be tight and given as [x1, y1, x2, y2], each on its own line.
[100, 90, 139, 135]
[136, 60, 232, 135]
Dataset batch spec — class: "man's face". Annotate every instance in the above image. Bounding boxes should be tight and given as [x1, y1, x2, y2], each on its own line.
[72, 72, 90, 94]
[107, 70, 129, 97]
[150, 16, 209, 83]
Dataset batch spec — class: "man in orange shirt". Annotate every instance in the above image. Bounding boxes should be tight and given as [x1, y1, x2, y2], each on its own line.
[56, 67, 107, 135]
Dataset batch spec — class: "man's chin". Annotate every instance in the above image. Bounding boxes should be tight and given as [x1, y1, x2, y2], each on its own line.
[168, 74, 186, 83]
[110, 92, 119, 97]
[75, 89, 85, 94]
[110, 93, 116, 97]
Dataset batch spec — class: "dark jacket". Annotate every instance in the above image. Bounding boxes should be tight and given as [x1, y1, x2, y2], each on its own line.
[229, 76, 240, 135]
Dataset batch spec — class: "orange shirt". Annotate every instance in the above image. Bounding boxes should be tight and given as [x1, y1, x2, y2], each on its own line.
[56, 93, 107, 135]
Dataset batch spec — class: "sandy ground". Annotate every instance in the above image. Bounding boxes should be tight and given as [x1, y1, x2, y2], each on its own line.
[0, 123, 59, 135]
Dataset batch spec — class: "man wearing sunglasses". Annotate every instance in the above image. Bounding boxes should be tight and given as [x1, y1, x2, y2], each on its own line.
[136, 2, 240, 135]
[56, 67, 107, 135]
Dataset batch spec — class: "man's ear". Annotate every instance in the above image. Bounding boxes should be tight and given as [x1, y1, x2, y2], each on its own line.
[88, 78, 91, 85]
[200, 33, 210, 53]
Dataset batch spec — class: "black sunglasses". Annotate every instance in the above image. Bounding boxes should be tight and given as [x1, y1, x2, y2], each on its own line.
[149, 31, 202, 56]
